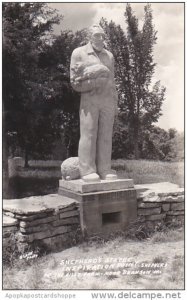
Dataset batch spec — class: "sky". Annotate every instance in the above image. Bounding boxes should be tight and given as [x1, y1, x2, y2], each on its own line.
[49, 2, 184, 132]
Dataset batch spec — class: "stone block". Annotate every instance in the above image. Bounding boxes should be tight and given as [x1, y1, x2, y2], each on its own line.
[167, 211, 184, 216]
[60, 210, 79, 219]
[162, 204, 170, 212]
[80, 188, 136, 236]
[137, 201, 161, 208]
[18, 230, 78, 253]
[166, 215, 184, 224]
[59, 178, 134, 194]
[15, 213, 50, 221]
[20, 215, 58, 228]
[158, 190, 184, 197]
[171, 202, 184, 211]
[3, 194, 78, 216]
[142, 195, 161, 203]
[136, 182, 180, 193]
[145, 213, 166, 221]
[20, 223, 51, 234]
[20, 216, 80, 232]
[162, 195, 184, 203]
[18, 225, 78, 243]
[138, 207, 161, 216]
[52, 217, 79, 227]
[3, 211, 15, 218]
[136, 184, 184, 204]
[176, 195, 185, 201]
[59, 184, 137, 236]
[56, 205, 78, 213]
[35, 230, 81, 252]
[58, 188, 83, 201]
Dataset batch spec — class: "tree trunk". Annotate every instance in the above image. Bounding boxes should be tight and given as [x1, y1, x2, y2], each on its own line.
[134, 116, 140, 160]
[134, 138, 140, 160]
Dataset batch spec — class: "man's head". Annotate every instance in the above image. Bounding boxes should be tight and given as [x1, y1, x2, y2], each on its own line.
[88, 24, 105, 52]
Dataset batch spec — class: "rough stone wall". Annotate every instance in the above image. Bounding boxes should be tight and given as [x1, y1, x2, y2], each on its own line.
[3, 195, 81, 254]
[137, 190, 184, 229]
[3, 185, 184, 255]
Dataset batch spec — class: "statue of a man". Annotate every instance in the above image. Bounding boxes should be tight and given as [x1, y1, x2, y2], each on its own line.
[70, 24, 118, 182]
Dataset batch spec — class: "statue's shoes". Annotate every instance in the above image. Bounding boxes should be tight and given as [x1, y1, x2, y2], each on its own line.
[100, 170, 118, 181]
[82, 173, 100, 182]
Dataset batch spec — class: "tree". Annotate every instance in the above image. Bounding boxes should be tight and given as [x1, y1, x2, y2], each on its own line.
[38, 29, 89, 158]
[3, 3, 61, 166]
[140, 126, 183, 161]
[101, 4, 166, 159]
[112, 118, 133, 159]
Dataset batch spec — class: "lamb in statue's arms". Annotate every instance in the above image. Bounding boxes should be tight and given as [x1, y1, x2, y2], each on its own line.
[71, 63, 111, 95]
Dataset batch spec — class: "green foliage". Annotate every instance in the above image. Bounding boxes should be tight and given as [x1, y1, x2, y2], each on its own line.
[141, 126, 184, 161]
[38, 29, 88, 157]
[3, 1, 90, 163]
[101, 4, 166, 159]
[3, 3, 62, 165]
[112, 122, 183, 162]
[112, 118, 133, 159]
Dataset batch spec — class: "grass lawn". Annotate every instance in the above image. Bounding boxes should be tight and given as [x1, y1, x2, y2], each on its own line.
[3, 228, 184, 290]
[112, 160, 184, 187]
[7, 159, 184, 198]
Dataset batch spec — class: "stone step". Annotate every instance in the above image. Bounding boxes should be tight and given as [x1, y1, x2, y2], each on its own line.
[59, 178, 134, 194]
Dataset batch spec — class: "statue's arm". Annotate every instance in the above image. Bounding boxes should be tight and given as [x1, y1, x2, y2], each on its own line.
[111, 55, 119, 113]
[70, 49, 95, 93]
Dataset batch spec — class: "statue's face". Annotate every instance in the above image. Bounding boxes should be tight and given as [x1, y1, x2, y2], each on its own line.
[90, 28, 105, 52]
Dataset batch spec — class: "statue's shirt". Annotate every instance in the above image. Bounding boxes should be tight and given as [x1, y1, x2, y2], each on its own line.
[70, 42, 118, 105]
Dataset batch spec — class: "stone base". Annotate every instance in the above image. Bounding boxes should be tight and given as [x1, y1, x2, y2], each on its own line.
[59, 178, 134, 193]
[59, 179, 137, 237]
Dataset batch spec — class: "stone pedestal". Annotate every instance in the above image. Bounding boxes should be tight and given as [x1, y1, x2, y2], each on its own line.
[59, 179, 137, 237]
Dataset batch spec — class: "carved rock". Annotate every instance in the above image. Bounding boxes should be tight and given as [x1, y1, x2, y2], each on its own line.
[61, 157, 80, 180]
